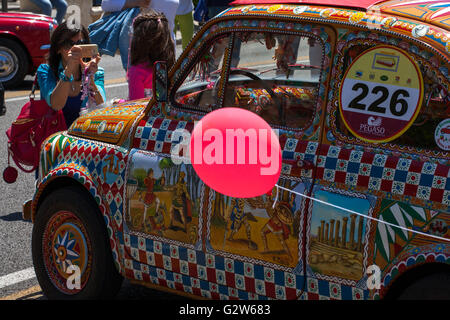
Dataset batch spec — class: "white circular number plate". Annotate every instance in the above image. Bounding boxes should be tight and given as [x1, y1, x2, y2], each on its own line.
[339, 45, 424, 143]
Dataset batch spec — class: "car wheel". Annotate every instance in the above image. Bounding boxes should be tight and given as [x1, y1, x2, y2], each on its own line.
[0, 38, 29, 88]
[32, 186, 123, 299]
[396, 271, 450, 300]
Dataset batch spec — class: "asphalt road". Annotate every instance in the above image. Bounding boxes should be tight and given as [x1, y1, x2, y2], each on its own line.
[0, 52, 189, 300]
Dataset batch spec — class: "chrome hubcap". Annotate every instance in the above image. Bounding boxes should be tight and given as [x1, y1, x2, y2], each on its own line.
[0, 46, 18, 81]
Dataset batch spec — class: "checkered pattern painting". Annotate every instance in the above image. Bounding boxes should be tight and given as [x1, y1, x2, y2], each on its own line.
[132, 116, 195, 155]
[314, 145, 450, 208]
[120, 232, 372, 300]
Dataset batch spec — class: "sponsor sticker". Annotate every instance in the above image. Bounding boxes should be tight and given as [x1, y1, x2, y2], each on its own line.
[339, 45, 424, 143]
[435, 119, 450, 151]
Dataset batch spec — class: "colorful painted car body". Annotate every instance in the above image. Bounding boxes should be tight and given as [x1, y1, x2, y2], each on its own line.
[0, 12, 56, 87]
[31, 0, 449, 300]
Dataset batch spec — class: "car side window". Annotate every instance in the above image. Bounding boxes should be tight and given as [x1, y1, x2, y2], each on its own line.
[174, 34, 231, 111]
[336, 44, 449, 153]
[222, 32, 324, 129]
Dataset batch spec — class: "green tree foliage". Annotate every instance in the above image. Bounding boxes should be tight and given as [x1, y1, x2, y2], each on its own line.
[133, 168, 147, 188]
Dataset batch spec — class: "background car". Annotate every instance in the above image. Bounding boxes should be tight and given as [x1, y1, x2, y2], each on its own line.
[0, 12, 56, 87]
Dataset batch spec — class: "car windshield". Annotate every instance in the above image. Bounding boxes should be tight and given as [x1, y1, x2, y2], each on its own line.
[228, 32, 322, 83]
[175, 30, 325, 129]
[223, 31, 324, 129]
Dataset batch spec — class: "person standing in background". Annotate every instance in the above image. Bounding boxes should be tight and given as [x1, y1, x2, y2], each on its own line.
[127, 10, 175, 100]
[100, 0, 149, 12]
[96, 0, 179, 71]
[30, 0, 68, 24]
[98, 0, 150, 70]
[147, 0, 180, 42]
[174, 0, 194, 49]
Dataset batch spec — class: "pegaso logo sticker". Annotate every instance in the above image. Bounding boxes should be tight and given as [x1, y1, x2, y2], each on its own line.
[435, 119, 450, 151]
[339, 45, 424, 143]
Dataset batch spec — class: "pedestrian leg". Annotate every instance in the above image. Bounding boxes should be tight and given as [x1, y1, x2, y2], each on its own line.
[175, 11, 194, 49]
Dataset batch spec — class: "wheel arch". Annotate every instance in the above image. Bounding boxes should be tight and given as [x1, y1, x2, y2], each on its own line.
[32, 176, 100, 223]
[32, 170, 124, 275]
[381, 251, 450, 300]
[0, 32, 33, 73]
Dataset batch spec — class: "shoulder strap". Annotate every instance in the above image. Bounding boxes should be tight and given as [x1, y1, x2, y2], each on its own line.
[29, 76, 39, 100]
[8, 149, 37, 173]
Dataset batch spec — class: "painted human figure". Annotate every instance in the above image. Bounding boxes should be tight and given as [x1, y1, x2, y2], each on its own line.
[148, 203, 166, 236]
[260, 203, 293, 262]
[168, 171, 192, 232]
[227, 198, 256, 250]
[159, 172, 166, 188]
[142, 168, 160, 229]
[248, 189, 294, 262]
[289, 192, 296, 214]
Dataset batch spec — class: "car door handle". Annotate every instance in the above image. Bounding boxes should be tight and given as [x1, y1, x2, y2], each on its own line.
[284, 159, 315, 170]
[297, 159, 314, 170]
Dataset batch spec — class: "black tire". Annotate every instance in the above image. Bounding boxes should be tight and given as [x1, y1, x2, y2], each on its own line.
[396, 271, 450, 300]
[32, 186, 123, 299]
[0, 38, 29, 88]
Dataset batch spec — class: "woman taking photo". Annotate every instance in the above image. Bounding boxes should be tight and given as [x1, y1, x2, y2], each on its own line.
[37, 22, 106, 128]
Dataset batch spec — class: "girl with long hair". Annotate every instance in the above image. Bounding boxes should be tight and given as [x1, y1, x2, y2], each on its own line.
[127, 9, 176, 100]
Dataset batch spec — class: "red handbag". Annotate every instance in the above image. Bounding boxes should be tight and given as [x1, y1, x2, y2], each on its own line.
[3, 79, 67, 183]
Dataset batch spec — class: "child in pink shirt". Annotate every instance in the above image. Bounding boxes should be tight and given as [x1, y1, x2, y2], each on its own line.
[127, 10, 176, 101]
[127, 63, 153, 100]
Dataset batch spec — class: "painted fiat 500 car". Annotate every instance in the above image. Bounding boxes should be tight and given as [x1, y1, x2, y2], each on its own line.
[29, 0, 449, 300]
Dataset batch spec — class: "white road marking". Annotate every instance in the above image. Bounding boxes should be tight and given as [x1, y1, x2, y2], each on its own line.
[0, 267, 36, 290]
[104, 82, 128, 89]
[5, 96, 38, 103]
[5, 82, 128, 103]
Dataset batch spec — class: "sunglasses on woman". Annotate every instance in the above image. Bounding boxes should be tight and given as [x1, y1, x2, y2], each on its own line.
[61, 39, 89, 49]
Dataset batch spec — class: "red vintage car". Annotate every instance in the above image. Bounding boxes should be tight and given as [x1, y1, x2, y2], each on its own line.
[0, 12, 56, 87]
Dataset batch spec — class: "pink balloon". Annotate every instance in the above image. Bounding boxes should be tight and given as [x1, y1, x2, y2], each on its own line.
[190, 108, 281, 198]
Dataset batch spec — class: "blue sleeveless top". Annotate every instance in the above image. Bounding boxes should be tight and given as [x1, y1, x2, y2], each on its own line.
[36, 63, 106, 127]
[63, 93, 83, 128]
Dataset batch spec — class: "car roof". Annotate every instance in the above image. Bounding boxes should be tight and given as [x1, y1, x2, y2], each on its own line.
[230, 0, 385, 11]
[373, 0, 450, 30]
[230, 0, 450, 29]
[227, 1, 449, 56]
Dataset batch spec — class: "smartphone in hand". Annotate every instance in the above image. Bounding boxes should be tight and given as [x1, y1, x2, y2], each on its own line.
[78, 44, 99, 62]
